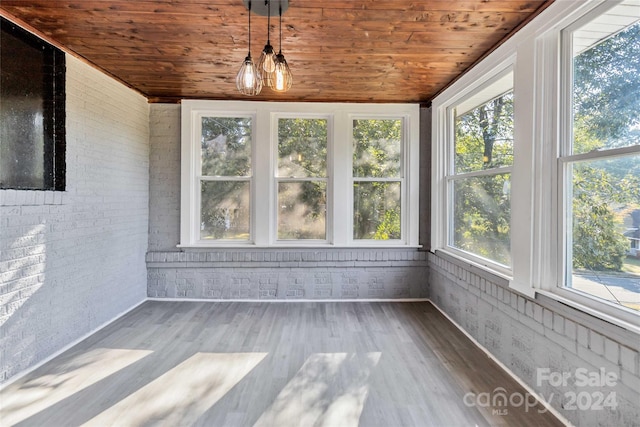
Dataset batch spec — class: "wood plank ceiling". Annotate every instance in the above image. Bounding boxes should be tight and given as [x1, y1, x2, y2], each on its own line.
[0, 1, 553, 103]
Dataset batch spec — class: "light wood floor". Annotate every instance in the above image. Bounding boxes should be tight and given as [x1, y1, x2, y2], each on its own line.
[1, 301, 565, 427]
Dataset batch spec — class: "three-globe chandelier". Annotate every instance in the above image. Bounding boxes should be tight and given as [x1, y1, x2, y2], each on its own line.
[236, 0, 292, 95]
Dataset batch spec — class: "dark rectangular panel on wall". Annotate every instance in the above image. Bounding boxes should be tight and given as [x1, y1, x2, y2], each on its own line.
[0, 17, 65, 191]
[419, 104, 432, 250]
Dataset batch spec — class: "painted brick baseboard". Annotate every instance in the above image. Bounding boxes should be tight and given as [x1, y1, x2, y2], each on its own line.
[147, 249, 428, 300]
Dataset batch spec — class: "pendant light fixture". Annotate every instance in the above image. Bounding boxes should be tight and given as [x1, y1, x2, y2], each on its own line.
[236, 1, 262, 95]
[238, 0, 291, 95]
[271, 3, 292, 92]
[257, 0, 276, 82]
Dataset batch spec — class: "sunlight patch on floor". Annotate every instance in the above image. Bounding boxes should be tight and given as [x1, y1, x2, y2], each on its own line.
[82, 352, 267, 426]
[254, 352, 381, 427]
[1, 347, 152, 425]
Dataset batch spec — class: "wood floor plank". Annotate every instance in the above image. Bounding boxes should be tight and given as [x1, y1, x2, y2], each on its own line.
[0, 301, 566, 427]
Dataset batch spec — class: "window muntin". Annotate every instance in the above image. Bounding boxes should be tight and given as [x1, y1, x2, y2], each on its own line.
[446, 73, 514, 268]
[352, 118, 403, 241]
[0, 17, 65, 191]
[276, 117, 328, 241]
[198, 116, 253, 242]
[562, 6, 640, 312]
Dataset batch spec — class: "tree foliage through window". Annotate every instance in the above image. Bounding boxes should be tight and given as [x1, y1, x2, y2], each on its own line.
[453, 90, 513, 265]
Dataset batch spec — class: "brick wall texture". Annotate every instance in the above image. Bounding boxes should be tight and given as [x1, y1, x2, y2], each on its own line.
[429, 253, 640, 427]
[0, 56, 149, 383]
[148, 104, 180, 252]
[147, 249, 428, 300]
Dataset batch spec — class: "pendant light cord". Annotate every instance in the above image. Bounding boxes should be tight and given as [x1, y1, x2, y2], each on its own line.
[278, 3, 282, 53]
[248, 1, 252, 55]
[266, 1, 271, 44]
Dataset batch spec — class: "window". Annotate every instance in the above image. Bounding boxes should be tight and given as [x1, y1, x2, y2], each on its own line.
[432, 0, 640, 328]
[181, 101, 419, 247]
[445, 71, 514, 270]
[276, 117, 328, 241]
[560, 3, 640, 313]
[352, 119, 403, 241]
[0, 17, 65, 191]
[199, 116, 252, 242]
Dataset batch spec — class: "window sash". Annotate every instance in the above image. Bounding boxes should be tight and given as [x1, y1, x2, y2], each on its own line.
[352, 180, 403, 242]
[198, 114, 254, 179]
[446, 173, 513, 272]
[558, 149, 640, 316]
[442, 70, 514, 273]
[351, 118, 404, 180]
[275, 116, 329, 179]
[198, 178, 252, 243]
[276, 178, 328, 242]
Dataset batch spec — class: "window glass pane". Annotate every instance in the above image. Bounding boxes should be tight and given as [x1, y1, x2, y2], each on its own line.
[201, 117, 251, 176]
[454, 90, 513, 174]
[452, 174, 511, 266]
[0, 29, 44, 189]
[353, 119, 401, 178]
[571, 14, 640, 155]
[353, 181, 401, 240]
[277, 118, 327, 178]
[568, 155, 640, 311]
[200, 180, 250, 240]
[278, 181, 326, 240]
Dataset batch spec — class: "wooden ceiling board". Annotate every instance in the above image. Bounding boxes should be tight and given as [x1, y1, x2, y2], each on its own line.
[0, 0, 554, 103]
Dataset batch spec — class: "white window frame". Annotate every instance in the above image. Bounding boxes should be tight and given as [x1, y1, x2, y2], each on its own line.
[181, 101, 420, 248]
[350, 114, 409, 245]
[442, 67, 515, 278]
[192, 112, 256, 245]
[272, 113, 332, 245]
[432, 0, 640, 330]
[553, 1, 640, 327]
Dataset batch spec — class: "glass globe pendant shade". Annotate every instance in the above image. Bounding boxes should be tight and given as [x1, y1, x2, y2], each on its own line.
[258, 43, 277, 73]
[258, 0, 276, 75]
[236, 55, 262, 96]
[272, 53, 292, 92]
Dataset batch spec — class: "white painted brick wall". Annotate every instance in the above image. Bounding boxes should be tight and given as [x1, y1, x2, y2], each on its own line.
[148, 104, 181, 252]
[428, 252, 640, 427]
[0, 56, 149, 384]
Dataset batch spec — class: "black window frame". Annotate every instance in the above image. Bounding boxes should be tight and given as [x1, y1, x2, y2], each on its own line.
[1, 17, 66, 191]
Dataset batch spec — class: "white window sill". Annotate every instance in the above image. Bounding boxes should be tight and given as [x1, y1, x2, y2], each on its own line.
[536, 289, 640, 335]
[176, 244, 424, 250]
